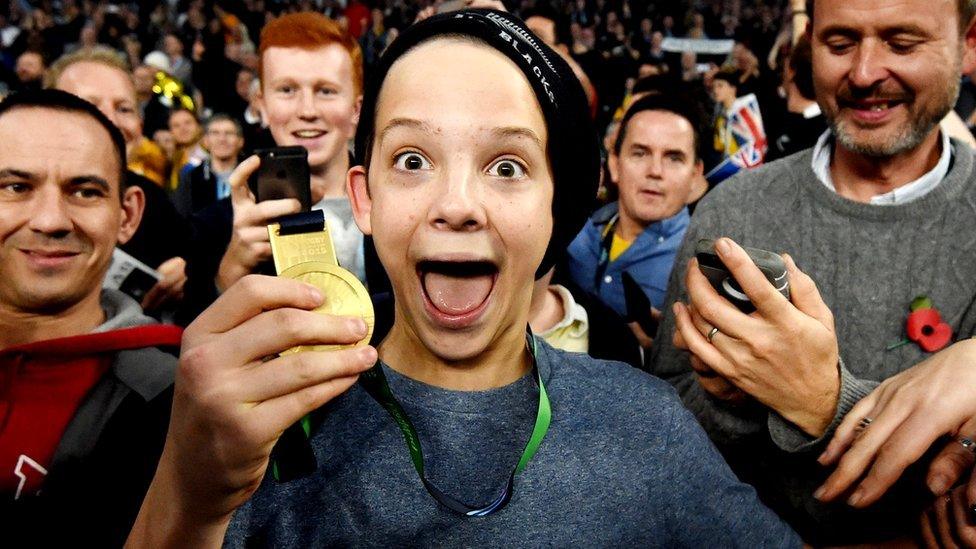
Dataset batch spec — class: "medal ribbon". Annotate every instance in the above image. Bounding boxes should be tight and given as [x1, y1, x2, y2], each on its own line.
[358, 335, 551, 517]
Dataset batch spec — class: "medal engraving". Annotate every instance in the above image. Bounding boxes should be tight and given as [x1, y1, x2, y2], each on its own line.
[268, 223, 338, 273]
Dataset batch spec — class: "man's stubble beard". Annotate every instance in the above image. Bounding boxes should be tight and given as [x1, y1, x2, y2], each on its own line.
[828, 61, 960, 158]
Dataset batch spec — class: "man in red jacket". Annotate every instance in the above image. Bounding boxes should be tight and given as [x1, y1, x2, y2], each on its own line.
[0, 90, 182, 545]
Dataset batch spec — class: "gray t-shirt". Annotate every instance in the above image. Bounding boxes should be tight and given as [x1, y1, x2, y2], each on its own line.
[225, 341, 799, 547]
[313, 196, 366, 283]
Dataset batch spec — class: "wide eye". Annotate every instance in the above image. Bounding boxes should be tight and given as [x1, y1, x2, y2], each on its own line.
[487, 159, 527, 178]
[394, 152, 432, 171]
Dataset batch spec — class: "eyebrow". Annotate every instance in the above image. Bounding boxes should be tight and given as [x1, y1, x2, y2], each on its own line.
[0, 168, 35, 180]
[378, 117, 435, 145]
[378, 118, 544, 150]
[68, 175, 112, 191]
[0, 168, 113, 190]
[818, 22, 931, 40]
[490, 126, 545, 150]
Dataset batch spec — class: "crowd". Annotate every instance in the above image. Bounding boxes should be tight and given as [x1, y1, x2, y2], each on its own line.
[3, 0, 976, 546]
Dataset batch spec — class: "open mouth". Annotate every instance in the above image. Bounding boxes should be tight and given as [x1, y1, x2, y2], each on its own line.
[418, 259, 499, 326]
[839, 97, 908, 118]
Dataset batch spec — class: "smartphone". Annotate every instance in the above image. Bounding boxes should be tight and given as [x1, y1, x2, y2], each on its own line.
[250, 146, 312, 211]
[622, 271, 659, 336]
[695, 239, 789, 313]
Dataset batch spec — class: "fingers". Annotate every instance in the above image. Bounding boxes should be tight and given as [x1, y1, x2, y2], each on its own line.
[950, 486, 976, 548]
[229, 155, 260, 208]
[815, 394, 911, 504]
[782, 254, 834, 331]
[242, 346, 377, 403]
[845, 412, 956, 507]
[187, 275, 324, 337]
[928, 426, 976, 496]
[685, 258, 756, 340]
[256, 373, 365, 436]
[969, 464, 976, 516]
[819, 390, 881, 466]
[218, 308, 369, 367]
[933, 493, 961, 549]
[712, 237, 791, 318]
[920, 504, 939, 548]
[673, 301, 735, 379]
[237, 198, 302, 227]
[627, 321, 654, 349]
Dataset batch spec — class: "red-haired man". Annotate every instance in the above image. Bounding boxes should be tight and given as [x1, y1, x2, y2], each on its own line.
[183, 13, 378, 322]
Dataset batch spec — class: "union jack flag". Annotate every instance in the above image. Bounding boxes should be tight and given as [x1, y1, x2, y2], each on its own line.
[707, 93, 768, 184]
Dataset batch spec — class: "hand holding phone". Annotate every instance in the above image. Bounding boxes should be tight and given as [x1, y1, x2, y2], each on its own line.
[695, 238, 789, 313]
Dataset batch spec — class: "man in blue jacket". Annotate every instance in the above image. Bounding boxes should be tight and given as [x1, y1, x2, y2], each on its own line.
[566, 93, 704, 318]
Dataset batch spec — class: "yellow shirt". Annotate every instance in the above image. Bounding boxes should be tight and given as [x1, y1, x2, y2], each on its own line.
[609, 232, 633, 262]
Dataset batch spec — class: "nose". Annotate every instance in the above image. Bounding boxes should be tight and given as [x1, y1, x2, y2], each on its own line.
[298, 88, 319, 121]
[27, 185, 73, 237]
[429, 166, 487, 232]
[645, 153, 664, 179]
[849, 40, 889, 90]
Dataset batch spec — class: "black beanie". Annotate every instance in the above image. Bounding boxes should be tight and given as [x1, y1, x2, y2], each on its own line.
[353, 9, 600, 279]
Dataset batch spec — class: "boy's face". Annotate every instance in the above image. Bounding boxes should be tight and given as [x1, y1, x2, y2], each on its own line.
[349, 39, 553, 362]
[258, 45, 361, 175]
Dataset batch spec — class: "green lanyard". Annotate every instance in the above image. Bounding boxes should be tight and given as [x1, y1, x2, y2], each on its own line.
[358, 335, 552, 517]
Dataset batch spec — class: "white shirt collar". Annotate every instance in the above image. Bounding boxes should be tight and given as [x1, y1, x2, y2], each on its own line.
[802, 102, 822, 120]
[811, 128, 953, 205]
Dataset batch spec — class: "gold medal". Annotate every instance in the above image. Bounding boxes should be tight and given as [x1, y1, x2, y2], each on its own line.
[268, 217, 374, 355]
[278, 261, 374, 354]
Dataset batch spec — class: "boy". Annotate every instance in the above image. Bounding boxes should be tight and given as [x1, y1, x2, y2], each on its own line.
[129, 11, 800, 546]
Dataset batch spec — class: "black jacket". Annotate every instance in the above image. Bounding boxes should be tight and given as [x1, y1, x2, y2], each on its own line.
[5, 344, 178, 547]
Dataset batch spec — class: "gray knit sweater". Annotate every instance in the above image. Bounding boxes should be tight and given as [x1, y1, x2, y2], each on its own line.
[648, 140, 976, 544]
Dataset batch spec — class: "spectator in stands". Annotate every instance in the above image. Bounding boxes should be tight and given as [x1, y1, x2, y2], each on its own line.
[566, 94, 703, 319]
[127, 12, 800, 546]
[13, 51, 44, 93]
[162, 32, 192, 84]
[133, 63, 170, 138]
[650, 0, 976, 543]
[176, 114, 245, 216]
[167, 107, 207, 192]
[0, 89, 181, 546]
[707, 70, 767, 184]
[47, 46, 191, 314]
[768, 35, 826, 161]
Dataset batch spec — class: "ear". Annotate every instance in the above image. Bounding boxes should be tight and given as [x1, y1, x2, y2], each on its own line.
[686, 160, 707, 205]
[352, 94, 363, 128]
[962, 14, 976, 75]
[347, 165, 373, 236]
[117, 184, 145, 245]
[607, 151, 620, 184]
[256, 87, 267, 122]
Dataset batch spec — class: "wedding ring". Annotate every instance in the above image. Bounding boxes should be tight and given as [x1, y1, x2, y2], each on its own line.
[707, 326, 720, 343]
[959, 437, 976, 454]
[856, 417, 873, 432]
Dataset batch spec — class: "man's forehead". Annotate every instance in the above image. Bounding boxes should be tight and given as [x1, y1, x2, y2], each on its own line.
[58, 62, 135, 99]
[261, 44, 353, 80]
[813, 0, 958, 30]
[0, 108, 120, 178]
[624, 111, 695, 146]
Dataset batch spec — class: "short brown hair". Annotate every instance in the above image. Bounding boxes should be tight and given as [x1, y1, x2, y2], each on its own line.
[258, 12, 363, 95]
[44, 46, 132, 90]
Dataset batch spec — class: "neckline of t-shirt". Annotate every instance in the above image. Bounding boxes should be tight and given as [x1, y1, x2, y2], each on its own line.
[797, 141, 972, 221]
[377, 360, 540, 415]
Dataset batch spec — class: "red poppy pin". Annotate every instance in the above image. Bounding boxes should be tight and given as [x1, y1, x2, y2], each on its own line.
[887, 296, 953, 353]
